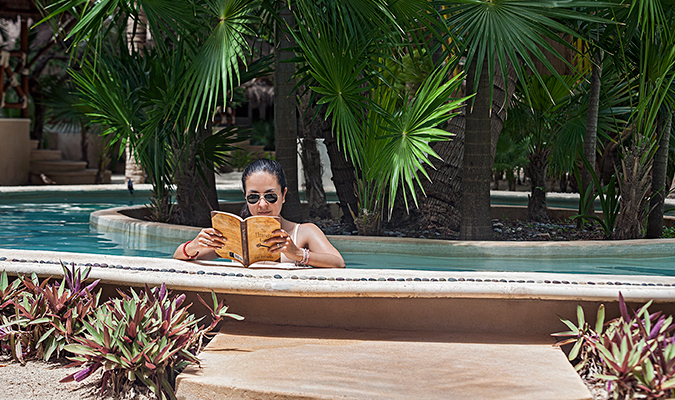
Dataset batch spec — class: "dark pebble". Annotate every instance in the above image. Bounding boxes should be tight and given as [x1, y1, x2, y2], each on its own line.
[449, 278, 457, 282]
[115, 265, 123, 269]
[161, 269, 168, 272]
[236, 273, 244, 277]
[93, 263, 100, 267]
[553, 280, 561, 284]
[387, 278, 395, 281]
[406, 278, 412, 281]
[139, 267, 146, 271]
[422, 278, 430, 282]
[85, 263, 92, 266]
[0, 257, 5, 261]
[397, 278, 405, 282]
[588, 282, 595, 285]
[431, 278, 438, 282]
[169, 268, 176, 273]
[467, 278, 474, 282]
[274, 274, 282, 279]
[414, 278, 421, 282]
[291, 275, 299, 279]
[346, 278, 353, 281]
[197, 271, 205, 275]
[318, 277, 327, 281]
[544, 280, 551, 284]
[228, 273, 236, 276]
[648, 283, 656, 286]
[517, 280, 525, 283]
[607, 282, 614, 285]
[368, 278, 376, 281]
[527, 280, 534, 283]
[309, 276, 317, 280]
[124, 266, 131, 270]
[100, 263, 108, 268]
[360, 278, 367, 281]
[336, 277, 344, 281]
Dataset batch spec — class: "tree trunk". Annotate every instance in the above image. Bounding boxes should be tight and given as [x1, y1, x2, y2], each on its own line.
[460, 59, 494, 240]
[323, 127, 358, 225]
[421, 59, 517, 233]
[297, 92, 332, 219]
[579, 50, 603, 220]
[173, 124, 220, 227]
[527, 148, 551, 222]
[124, 10, 147, 184]
[274, 2, 302, 222]
[646, 107, 672, 238]
[80, 123, 89, 167]
[613, 138, 653, 240]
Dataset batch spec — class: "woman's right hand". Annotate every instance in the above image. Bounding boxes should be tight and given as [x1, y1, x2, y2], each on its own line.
[175, 228, 226, 260]
[193, 228, 227, 251]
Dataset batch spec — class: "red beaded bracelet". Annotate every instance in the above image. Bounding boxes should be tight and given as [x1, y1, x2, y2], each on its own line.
[182, 240, 199, 259]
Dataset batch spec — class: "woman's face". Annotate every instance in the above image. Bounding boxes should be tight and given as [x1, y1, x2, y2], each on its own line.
[244, 171, 286, 217]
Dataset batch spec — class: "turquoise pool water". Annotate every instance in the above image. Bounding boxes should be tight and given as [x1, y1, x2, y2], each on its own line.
[2, 191, 675, 275]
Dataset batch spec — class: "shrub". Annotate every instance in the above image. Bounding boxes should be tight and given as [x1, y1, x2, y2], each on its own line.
[0, 264, 100, 363]
[553, 293, 675, 399]
[62, 284, 243, 400]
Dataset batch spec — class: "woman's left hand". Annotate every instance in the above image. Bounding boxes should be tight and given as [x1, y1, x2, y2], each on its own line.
[265, 229, 303, 262]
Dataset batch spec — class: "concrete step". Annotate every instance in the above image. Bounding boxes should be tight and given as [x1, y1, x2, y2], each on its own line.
[30, 160, 88, 174]
[175, 323, 591, 400]
[30, 149, 62, 162]
[30, 169, 112, 185]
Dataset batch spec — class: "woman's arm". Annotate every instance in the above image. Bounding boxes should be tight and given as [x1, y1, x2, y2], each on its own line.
[266, 224, 345, 268]
[173, 228, 225, 261]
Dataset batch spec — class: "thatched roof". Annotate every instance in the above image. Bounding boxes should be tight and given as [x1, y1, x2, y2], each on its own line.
[243, 78, 274, 108]
[0, 0, 41, 19]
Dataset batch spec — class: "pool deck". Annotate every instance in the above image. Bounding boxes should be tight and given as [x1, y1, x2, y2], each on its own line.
[175, 323, 591, 400]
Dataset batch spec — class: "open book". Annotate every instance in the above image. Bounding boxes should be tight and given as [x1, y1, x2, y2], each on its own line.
[210, 211, 281, 267]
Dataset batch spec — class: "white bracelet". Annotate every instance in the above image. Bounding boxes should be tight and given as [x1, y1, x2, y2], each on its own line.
[296, 248, 310, 266]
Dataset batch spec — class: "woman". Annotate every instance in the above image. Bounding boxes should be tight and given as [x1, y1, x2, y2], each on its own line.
[174, 158, 345, 268]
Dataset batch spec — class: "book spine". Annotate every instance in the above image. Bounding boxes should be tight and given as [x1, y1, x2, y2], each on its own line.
[241, 221, 249, 266]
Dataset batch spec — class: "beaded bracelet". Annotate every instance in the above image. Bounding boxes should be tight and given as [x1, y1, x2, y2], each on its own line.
[182, 240, 199, 260]
[295, 248, 310, 266]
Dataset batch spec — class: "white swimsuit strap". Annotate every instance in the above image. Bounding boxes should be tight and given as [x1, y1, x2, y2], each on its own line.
[291, 223, 300, 245]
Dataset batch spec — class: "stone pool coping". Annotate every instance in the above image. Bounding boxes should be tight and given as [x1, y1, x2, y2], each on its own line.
[2, 249, 675, 303]
[90, 204, 675, 259]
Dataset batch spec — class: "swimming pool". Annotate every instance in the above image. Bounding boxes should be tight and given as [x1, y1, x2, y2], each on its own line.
[3, 189, 675, 276]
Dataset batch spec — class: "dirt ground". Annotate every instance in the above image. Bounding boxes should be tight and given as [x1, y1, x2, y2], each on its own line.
[0, 356, 155, 400]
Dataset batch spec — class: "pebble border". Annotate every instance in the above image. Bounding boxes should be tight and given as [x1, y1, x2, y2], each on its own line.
[0, 256, 672, 288]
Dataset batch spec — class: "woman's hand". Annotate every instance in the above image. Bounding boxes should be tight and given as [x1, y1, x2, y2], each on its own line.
[193, 228, 227, 251]
[175, 228, 226, 260]
[264, 229, 303, 262]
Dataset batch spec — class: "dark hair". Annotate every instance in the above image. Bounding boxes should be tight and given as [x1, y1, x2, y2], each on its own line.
[240, 158, 287, 218]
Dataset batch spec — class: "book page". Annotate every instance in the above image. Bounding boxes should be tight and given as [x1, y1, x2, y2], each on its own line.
[211, 212, 245, 265]
[246, 216, 281, 264]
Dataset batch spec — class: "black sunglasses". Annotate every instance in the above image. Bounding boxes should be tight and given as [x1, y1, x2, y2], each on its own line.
[246, 193, 279, 204]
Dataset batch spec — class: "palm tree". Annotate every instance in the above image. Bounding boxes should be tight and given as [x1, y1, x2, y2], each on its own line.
[289, 0, 468, 234]
[39, 0, 267, 226]
[609, 0, 675, 239]
[427, 0, 606, 239]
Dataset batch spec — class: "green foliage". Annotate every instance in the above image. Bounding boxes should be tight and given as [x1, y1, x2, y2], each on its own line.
[249, 120, 275, 150]
[62, 284, 242, 400]
[572, 157, 620, 237]
[0, 263, 100, 363]
[554, 293, 675, 399]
